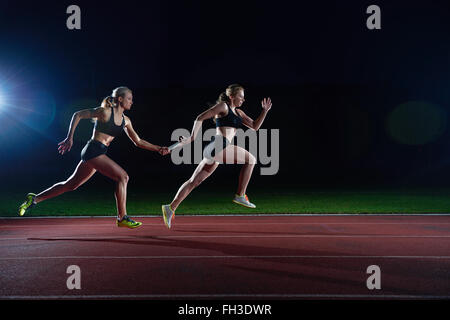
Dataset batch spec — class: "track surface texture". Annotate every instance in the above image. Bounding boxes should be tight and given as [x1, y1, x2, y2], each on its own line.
[0, 215, 449, 300]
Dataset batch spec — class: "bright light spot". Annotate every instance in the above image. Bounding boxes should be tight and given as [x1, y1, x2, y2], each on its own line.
[0, 93, 5, 113]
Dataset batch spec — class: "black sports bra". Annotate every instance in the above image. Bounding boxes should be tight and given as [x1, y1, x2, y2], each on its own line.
[215, 104, 242, 128]
[94, 107, 125, 137]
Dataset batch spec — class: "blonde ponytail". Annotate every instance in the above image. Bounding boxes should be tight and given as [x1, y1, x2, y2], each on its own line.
[101, 96, 116, 108]
[100, 86, 132, 108]
[216, 84, 244, 104]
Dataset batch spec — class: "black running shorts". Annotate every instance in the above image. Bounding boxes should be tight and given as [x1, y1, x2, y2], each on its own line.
[80, 139, 108, 161]
[203, 135, 230, 160]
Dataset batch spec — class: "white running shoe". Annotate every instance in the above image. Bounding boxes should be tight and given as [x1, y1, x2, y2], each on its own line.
[162, 204, 175, 229]
[232, 194, 256, 208]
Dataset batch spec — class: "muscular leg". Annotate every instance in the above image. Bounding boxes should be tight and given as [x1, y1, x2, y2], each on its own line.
[35, 161, 96, 204]
[86, 155, 129, 219]
[223, 145, 256, 196]
[170, 159, 219, 211]
[169, 143, 257, 211]
[237, 162, 255, 196]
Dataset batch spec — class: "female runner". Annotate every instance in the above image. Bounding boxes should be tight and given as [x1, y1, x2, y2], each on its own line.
[162, 84, 272, 228]
[18, 86, 169, 228]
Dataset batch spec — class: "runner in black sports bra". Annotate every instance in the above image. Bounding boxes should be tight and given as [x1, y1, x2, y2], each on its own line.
[162, 84, 272, 229]
[94, 106, 125, 137]
[18, 87, 170, 230]
[81, 106, 125, 161]
[215, 104, 243, 128]
[203, 104, 243, 160]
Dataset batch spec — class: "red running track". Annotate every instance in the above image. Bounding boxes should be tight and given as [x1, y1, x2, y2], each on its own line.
[0, 215, 449, 300]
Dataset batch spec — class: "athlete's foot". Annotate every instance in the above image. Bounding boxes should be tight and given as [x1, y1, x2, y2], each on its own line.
[18, 193, 37, 216]
[233, 194, 256, 208]
[162, 204, 175, 229]
[116, 215, 142, 228]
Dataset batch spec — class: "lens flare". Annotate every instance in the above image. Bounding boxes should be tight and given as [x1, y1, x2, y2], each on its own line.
[386, 101, 447, 146]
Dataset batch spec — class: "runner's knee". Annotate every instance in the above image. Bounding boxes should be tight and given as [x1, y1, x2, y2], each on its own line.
[248, 153, 257, 165]
[118, 173, 129, 184]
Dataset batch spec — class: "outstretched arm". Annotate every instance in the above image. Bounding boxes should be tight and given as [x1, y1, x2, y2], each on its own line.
[124, 116, 169, 155]
[58, 107, 104, 155]
[182, 103, 227, 144]
[237, 97, 272, 131]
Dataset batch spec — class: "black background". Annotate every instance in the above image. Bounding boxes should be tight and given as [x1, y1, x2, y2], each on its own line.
[1, 0, 450, 190]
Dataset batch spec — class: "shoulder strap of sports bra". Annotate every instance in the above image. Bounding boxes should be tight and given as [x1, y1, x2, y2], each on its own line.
[225, 103, 233, 114]
[109, 106, 114, 122]
[109, 106, 124, 124]
[226, 103, 240, 118]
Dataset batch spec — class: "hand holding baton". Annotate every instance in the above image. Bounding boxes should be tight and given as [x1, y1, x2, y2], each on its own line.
[168, 136, 189, 151]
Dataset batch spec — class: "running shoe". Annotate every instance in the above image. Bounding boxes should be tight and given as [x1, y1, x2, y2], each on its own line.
[18, 193, 37, 216]
[117, 215, 142, 228]
[232, 194, 256, 208]
[162, 204, 175, 229]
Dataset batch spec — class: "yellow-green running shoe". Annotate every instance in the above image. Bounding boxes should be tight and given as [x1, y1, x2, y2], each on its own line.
[162, 204, 175, 229]
[117, 215, 142, 228]
[18, 193, 37, 216]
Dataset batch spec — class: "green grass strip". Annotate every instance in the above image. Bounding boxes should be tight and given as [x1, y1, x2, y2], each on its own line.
[2, 188, 450, 217]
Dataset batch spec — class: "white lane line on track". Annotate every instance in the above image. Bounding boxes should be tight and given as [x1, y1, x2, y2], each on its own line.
[1, 234, 450, 241]
[1, 222, 450, 228]
[1, 255, 449, 260]
[0, 234, 450, 241]
[0, 294, 449, 299]
[2, 213, 450, 219]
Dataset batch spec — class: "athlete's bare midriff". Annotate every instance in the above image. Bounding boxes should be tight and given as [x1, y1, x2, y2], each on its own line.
[91, 130, 115, 146]
[216, 126, 237, 142]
